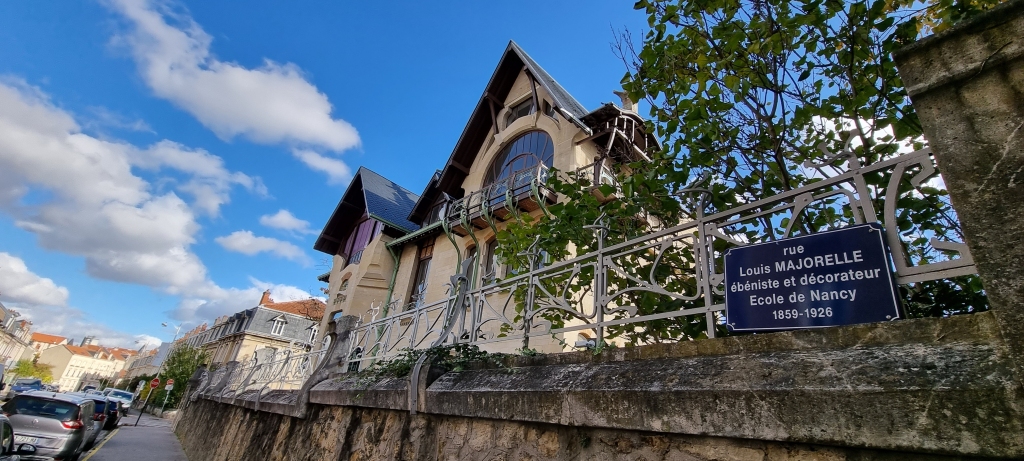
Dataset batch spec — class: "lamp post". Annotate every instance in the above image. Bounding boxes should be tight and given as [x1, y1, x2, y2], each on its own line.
[134, 322, 182, 426]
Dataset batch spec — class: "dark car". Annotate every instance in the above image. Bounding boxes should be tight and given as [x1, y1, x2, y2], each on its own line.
[0, 413, 39, 460]
[65, 393, 118, 431]
[3, 380, 42, 401]
[2, 392, 98, 461]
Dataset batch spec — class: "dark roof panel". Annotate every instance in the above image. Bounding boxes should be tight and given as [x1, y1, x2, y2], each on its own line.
[511, 41, 588, 120]
[313, 167, 420, 255]
[359, 167, 421, 233]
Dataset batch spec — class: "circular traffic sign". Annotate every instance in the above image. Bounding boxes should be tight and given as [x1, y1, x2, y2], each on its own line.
[166, 378, 175, 386]
[150, 378, 160, 388]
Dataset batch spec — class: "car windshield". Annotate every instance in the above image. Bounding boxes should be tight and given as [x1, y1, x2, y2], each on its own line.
[2, 396, 80, 422]
[13, 379, 40, 386]
[108, 390, 133, 400]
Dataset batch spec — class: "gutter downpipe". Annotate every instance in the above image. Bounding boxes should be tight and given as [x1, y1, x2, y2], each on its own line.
[384, 244, 401, 318]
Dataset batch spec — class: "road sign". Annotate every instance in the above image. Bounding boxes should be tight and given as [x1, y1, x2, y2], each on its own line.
[165, 384, 174, 391]
[150, 378, 160, 388]
[166, 378, 174, 386]
[724, 223, 901, 331]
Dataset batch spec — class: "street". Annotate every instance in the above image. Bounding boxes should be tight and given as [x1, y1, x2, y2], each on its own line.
[81, 412, 187, 461]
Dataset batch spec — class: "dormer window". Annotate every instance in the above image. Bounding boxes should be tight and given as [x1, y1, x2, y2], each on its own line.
[271, 317, 286, 336]
[505, 99, 533, 127]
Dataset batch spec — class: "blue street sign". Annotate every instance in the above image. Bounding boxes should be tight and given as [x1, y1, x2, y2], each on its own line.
[724, 223, 901, 331]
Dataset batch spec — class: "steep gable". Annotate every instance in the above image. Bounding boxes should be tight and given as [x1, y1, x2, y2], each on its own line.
[408, 41, 590, 224]
[314, 167, 420, 255]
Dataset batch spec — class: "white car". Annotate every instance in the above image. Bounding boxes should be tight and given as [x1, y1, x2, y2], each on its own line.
[100, 388, 134, 416]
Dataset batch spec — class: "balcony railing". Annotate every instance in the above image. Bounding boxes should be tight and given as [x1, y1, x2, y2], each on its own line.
[443, 164, 554, 236]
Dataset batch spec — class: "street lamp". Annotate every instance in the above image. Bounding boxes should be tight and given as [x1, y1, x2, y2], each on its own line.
[134, 322, 182, 426]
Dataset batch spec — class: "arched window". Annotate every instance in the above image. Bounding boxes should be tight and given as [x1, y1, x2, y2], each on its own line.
[483, 131, 554, 187]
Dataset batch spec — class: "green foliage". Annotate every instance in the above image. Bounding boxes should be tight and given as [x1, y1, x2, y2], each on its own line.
[352, 344, 509, 386]
[496, 0, 990, 347]
[618, 0, 988, 319]
[147, 345, 209, 410]
[10, 360, 53, 383]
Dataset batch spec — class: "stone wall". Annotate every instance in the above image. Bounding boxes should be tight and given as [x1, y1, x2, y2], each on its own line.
[177, 397, 981, 461]
[178, 311, 1022, 460]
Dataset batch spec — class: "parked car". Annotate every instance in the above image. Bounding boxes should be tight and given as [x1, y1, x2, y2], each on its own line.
[1, 391, 98, 461]
[79, 386, 96, 393]
[100, 389, 133, 417]
[66, 393, 118, 431]
[3, 380, 42, 401]
[0, 413, 38, 460]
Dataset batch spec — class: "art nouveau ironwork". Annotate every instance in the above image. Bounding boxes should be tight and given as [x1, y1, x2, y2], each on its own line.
[341, 139, 975, 372]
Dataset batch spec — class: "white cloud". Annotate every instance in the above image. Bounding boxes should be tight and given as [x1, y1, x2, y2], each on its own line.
[215, 230, 311, 264]
[0, 252, 158, 349]
[84, 106, 154, 133]
[107, 0, 360, 153]
[0, 252, 69, 307]
[292, 148, 352, 184]
[0, 79, 257, 297]
[259, 209, 314, 235]
[133, 140, 266, 216]
[169, 278, 319, 323]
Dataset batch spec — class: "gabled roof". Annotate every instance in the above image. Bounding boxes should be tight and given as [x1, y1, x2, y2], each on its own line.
[31, 333, 67, 345]
[314, 167, 420, 255]
[256, 290, 326, 320]
[408, 41, 589, 223]
[65, 345, 94, 357]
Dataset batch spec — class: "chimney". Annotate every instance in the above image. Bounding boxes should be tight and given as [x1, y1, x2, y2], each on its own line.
[613, 90, 636, 112]
[259, 289, 274, 306]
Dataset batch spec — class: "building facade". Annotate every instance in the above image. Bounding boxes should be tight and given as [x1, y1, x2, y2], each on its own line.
[0, 301, 32, 369]
[188, 291, 325, 366]
[313, 42, 652, 356]
[38, 344, 126, 391]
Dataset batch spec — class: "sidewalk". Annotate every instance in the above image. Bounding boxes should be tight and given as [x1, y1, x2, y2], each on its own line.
[83, 412, 187, 461]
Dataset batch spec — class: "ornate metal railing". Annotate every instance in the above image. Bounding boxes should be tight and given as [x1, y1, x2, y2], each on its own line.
[443, 164, 552, 235]
[220, 348, 328, 395]
[346, 140, 976, 370]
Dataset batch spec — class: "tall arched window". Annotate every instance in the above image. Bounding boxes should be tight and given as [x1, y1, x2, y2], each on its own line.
[483, 131, 555, 187]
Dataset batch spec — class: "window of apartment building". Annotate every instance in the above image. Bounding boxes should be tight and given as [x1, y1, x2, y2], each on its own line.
[340, 217, 382, 265]
[483, 130, 555, 198]
[409, 239, 434, 309]
[464, 246, 478, 287]
[424, 193, 450, 226]
[271, 317, 286, 336]
[483, 239, 500, 285]
[505, 99, 533, 127]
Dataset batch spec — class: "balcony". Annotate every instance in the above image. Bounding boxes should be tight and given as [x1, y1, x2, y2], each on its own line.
[444, 164, 556, 236]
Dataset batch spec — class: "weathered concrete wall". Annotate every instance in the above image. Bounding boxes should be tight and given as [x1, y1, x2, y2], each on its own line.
[177, 397, 983, 461]
[178, 312, 1023, 460]
[894, 0, 1024, 388]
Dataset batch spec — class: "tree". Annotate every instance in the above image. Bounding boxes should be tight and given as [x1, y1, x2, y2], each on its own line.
[10, 359, 53, 383]
[615, 0, 990, 320]
[147, 345, 208, 410]
[499, 0, 991, 345]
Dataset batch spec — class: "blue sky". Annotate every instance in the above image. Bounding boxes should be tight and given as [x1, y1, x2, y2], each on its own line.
[0, 0, 647, 347]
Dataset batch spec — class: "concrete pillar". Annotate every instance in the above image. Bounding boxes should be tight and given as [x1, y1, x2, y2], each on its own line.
[894, 0, 1024, 385]
[293, 315, 358, 418]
